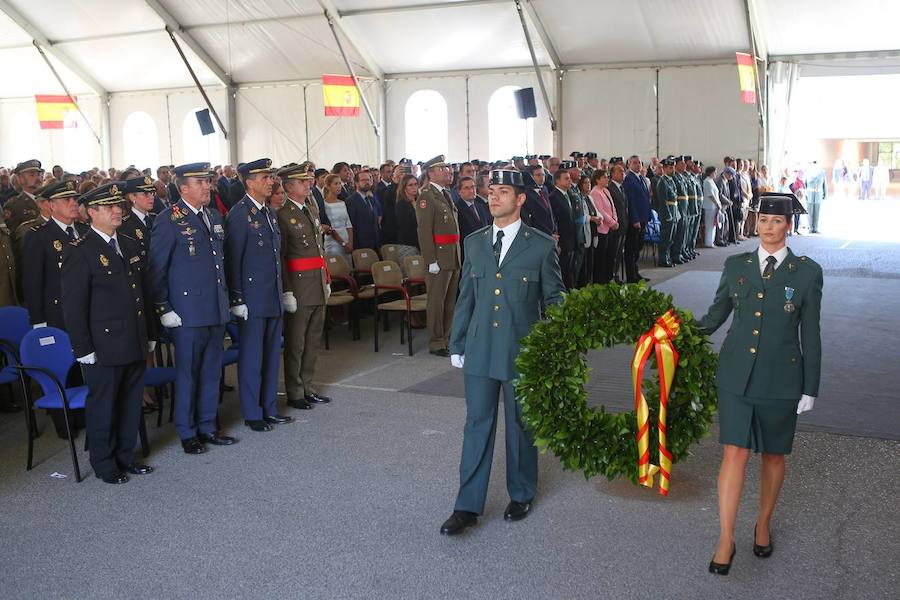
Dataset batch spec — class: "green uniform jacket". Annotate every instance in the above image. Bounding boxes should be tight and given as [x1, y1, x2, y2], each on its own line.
[698, 249, 823, 400]
[278, 199, 328, 307]
[673, 172, 689, 214]
[449, 223, 564, 382]
[2, 191, 39, 234]
[0, 214, 16, 306]
[655, 175, 678, 221]
[415, 183, 460, 270]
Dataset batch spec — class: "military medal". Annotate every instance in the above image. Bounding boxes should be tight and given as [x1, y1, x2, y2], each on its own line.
[290, 218, 297, 224]
[738, 276, 746, 285]
[53, 240, 63, 251]
[784, 286, 795, 313]
[99, 254, 109, 267]
[171, 206, 182, 220]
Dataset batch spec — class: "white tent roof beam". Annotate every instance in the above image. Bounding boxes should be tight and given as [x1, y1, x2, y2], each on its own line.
[520, 0, 560, 70]
[316, 0, 384, 80]
[339, 0, 508, 18]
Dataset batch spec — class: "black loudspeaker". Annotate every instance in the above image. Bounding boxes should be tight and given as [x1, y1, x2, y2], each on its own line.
[195, 108, 215, 136]
[514, 87, 537, 119]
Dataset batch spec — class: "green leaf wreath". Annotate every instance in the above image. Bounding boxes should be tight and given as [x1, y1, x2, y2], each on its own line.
[515, 283, 718, 484]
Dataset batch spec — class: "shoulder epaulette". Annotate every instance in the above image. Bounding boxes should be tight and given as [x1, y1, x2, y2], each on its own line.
[31, 220, 47, 232]
[522, 224, 555, 243]
[70, 236, 87, 246]
[119, 233, 137, 243]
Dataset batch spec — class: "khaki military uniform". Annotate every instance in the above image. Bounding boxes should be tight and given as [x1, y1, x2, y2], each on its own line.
[0, 213, 16, 306]
[278, 197, 328, 399]
[3, 191, 40, 234]
[415, 182, 461, 352]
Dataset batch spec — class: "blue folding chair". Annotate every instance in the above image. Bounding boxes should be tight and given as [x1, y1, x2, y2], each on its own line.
[145, 364, 177, 428]
[16, 327, 88, 482]
[0, 307, 32, 418]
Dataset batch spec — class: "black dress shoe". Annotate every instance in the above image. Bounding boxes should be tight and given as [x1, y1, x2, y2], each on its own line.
[244, 420, 273, 432]
[429, 348, 450, 357]
[288, 397, 313, 410]
[503, 500, 532, 522]
[673, 259, 685, 265]
[439, 511, 477, 536]
[120, 463, 154, 475]
[657, 261, 673, 268]
[181, 437, 207, 455]
[264, 414, 294, 425]
[96, 471, 129, 484]
[305, 393, 332, 404]
[199, 431, 238, 444]
[709, 543, 736, 575]
[753, 525, 774, 558]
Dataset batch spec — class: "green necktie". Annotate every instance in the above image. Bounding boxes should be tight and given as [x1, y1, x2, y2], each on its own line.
[762, 255, 777, 279]
[493, 230, 504, 264]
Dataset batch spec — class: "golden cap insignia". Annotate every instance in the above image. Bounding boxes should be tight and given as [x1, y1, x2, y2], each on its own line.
[66, 181, 75, 191]
[110, 185, 119, 196]
[144, 177, 152, 185]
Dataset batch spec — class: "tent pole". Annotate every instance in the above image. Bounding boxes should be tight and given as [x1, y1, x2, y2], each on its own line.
[325, 12, 381, 140]
[166, 27, 229, 140]
[514, 0, 556, 132]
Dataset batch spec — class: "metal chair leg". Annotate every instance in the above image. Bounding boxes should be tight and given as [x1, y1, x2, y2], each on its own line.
[139, 414, 150, 457]
[407, 312, 413, 356]
[374, 308, 380, 352]
[62, 407, 82, 483]
[155, 386, 163, 428]
[25, 409, 35, 471]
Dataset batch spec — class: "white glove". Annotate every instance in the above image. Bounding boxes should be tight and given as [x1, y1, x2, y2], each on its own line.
[282, 292, 298, 314]
[325, 283, 332, 302]
[147, 341, 156, 353]
[796, 395, 816, 415]
[33, 322, 47, 329]
[450, 354, 465, 369]
[77, 352, 96, 365]
[230, 304, 249, 320]
[160, 311, 182, 328]
[428, 262, 440, 274]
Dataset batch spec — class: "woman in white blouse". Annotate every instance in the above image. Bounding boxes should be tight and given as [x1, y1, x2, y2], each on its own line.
[701, 165, 721, 248]
[322, 174, 353, 265]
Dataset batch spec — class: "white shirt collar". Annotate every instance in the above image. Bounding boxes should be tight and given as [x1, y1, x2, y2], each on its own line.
[757, 245, 789, 272]
[431, 181, 446, 193]
[51, 217, 74, 234]
[182, 201, 203, 216]
[91, 225, 118, 246]
[131, 207, 147, 224]
[246, 194, 265, 211]
[288, 197, 309, 211]
[492, 218, 522, 242]
[555, 186, 568, 195]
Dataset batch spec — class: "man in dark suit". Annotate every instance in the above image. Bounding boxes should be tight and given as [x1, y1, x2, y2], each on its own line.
[332, 162, 355, 200]
[344, 170, 380, 251]
[224, 159, 293, 432]
[607, 164, 630, 284]
[149, 163, 235, 455]
[550, 166, 576, 289]
[521, 165, 556, 237]
[228, 171, 246, 209]
[378, 164, 403, 244]
[61, 183, 157, 484]
[311, 168, 331, 230]
[622, 156, 651, 283]
[156, 165, 180, 206]
[454, 175, 492, 265]
[23, 182, 90, 329]
[118, 176, 156, 258]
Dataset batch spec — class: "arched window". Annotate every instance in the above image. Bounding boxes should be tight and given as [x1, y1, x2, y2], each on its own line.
[122, 111, 160, 170]
[182, 107, 221, 164]
[404, 89, 448, 161]
[488, 85, 534, 161]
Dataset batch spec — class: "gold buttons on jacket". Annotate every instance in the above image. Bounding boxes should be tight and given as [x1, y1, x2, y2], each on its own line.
[750, 348, 757, 354]
[495, 272, 502, 279]
[492, 321, 499, 328]
[493, 305, 499, 311]
[757, 292, 764, 299]
[494, 288, 501, 296]
[752, 329, 759, 336]
[754, 311, 761, 317]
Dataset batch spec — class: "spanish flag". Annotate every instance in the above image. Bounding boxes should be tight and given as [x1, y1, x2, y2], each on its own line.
[735, 53, 756, 104]
[322, 74, 360, 117]
[35, 95, 79, 129]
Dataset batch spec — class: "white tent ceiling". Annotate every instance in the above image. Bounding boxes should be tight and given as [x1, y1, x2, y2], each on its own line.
[1, 0, 898, 99]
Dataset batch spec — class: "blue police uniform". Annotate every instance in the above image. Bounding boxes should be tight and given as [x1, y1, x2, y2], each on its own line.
[224, 158, 287, 428]
[148, 163, 230, 445]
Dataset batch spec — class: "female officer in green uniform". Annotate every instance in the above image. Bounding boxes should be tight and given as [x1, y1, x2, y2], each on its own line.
[697, 193, 822, 575]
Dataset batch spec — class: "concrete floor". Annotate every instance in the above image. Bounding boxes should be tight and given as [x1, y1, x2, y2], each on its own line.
[0, 231, 897, 599]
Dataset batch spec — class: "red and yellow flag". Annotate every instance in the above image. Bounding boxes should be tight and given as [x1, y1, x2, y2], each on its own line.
[322, 74, 360, 117]
[35, 95, 79, 129]
[735, 52, 756, 104]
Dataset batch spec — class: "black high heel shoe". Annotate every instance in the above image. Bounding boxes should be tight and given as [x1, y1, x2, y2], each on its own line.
[753, 524, 774, 558]
[708, 543, 736, 575]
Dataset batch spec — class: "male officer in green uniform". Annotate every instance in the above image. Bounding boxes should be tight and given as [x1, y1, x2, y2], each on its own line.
[680, 155, 701, 261]
[416, 155, 461, 356]
[687, 158, 704, 258]
[276, 163, 332, 409]
[440, 169, 565, 536]
[670, 156, 690, 264]
[4, 160, 44, 233]
[697, 192, 821, 574]
[0, 212, 16, 307]
[656, 157, 678, 267]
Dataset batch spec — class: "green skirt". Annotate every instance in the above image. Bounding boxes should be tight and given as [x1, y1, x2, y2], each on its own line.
[717, 388, 799, 455]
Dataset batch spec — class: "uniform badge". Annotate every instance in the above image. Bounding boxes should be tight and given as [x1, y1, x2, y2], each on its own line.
[188, 242, 196, 256]
[213, 224, 224, 235]
[135, 229, 144, 240]
[788, 262, 796, 272]
[171, 206, 182, 220]
[419, 200, 427, 209]
[53, 240, 63, 251]
[784, 286, 795, 313]
[738, 276, 746, 285]
[290, 218, 297, 224]
[99, 254, 109, 267]
[250, 207, 258, 216]
[129, 256, 140, 264]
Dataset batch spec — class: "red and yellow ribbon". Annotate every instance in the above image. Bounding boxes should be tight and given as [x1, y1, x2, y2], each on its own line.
[631, 310, 681, 496]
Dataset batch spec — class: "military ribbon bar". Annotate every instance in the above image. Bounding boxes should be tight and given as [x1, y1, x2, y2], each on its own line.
[631, 309, 681, 496]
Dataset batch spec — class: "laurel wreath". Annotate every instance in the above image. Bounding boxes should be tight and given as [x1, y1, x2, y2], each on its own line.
[515, 283, 719, 483]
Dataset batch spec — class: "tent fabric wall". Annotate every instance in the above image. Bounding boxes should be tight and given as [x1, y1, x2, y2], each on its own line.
[561, 68, 657, 159]
[657, 64, 761, 165]
[0, 95, 102, 170]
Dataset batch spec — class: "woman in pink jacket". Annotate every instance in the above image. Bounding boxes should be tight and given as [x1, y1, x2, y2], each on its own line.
[588, 169, 618, 284]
